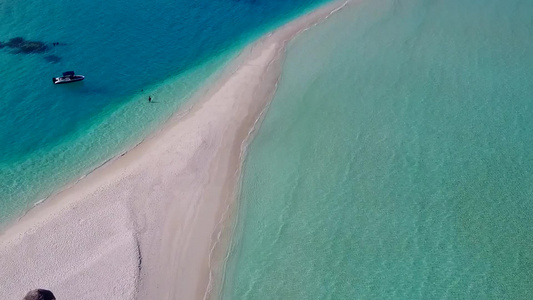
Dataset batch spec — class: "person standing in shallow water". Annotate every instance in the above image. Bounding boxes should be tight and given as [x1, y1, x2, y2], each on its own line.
[148, 96, 151, 103]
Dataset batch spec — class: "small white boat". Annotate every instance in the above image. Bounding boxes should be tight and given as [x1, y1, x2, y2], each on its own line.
[53, 71, 84, 84]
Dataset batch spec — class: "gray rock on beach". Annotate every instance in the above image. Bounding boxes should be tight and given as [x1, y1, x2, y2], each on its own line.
[23, 289, 56, 300]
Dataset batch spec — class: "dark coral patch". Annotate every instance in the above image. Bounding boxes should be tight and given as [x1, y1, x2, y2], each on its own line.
[5, 37, 25, 48]
[4, 37, 48, 53]
[19, 41, 48, 53]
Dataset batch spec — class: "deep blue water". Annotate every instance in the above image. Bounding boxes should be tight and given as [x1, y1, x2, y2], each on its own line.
[0, 0, 328, 221]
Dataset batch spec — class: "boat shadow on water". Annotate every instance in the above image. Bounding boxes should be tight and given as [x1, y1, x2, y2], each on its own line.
[54, 82, 118, 98]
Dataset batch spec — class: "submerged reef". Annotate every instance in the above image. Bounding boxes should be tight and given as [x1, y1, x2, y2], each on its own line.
[1, 37, 64, 63]
[18, 41, 48, 53]
[5, 37, 48, 53]
[44, 55, 61, 63]
[5, 37, 25, 48]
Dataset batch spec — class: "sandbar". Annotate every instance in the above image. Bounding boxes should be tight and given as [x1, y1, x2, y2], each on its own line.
[0, 1, 351, 299]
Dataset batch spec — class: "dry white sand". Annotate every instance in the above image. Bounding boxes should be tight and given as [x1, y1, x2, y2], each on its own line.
[0, 1, 350, 299]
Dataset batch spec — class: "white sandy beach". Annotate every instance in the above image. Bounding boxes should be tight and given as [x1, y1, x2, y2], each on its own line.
[0, 1, 349, 299]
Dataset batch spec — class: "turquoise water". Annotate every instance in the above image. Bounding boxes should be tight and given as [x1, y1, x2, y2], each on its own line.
[0, 0, 329, 222]
[222, 0, 533, 299]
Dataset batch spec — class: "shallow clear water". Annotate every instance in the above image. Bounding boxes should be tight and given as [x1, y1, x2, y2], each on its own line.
[222, 0, 533, 298]
[0, 0, 328, 222]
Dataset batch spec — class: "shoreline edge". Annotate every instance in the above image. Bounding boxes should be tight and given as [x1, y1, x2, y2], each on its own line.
[0, 1, 353, 299]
